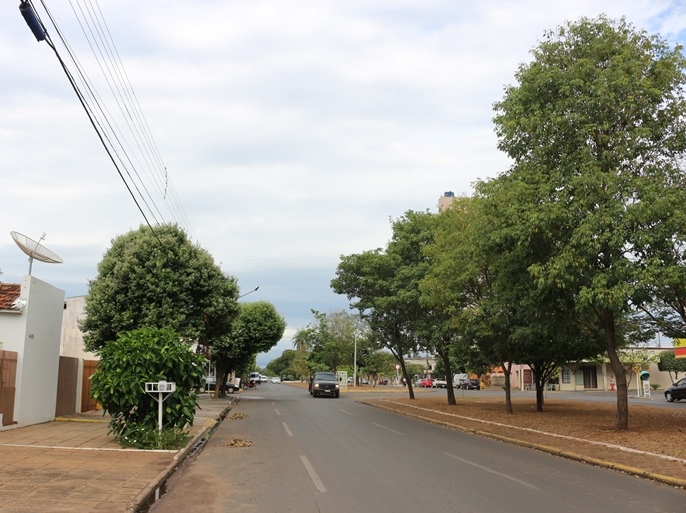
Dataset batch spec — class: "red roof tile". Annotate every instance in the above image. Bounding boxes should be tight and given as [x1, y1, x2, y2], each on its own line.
[0, 283, 21, 310]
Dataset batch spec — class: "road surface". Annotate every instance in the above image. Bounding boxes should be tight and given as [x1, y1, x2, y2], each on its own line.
[149, 383, 686, 513]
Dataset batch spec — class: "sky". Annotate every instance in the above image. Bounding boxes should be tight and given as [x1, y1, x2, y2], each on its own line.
[2, 1, 686, 367]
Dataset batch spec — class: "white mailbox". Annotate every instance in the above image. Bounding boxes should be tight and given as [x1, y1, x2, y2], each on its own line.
[145, 381, 176, 393]
[144, 381, 177, 433]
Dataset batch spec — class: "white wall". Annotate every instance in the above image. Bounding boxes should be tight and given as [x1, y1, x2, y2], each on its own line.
[11, 276, 65, 426]
[61, 296, 97, 360]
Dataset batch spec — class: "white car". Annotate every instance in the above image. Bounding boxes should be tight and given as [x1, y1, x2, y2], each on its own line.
[271, 377, 281, 384]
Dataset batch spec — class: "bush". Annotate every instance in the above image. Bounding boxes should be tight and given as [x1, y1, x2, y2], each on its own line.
[90, 327, 207, 444]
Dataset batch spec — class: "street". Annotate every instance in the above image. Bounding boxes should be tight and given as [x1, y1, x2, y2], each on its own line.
[149, 383, 686, 513]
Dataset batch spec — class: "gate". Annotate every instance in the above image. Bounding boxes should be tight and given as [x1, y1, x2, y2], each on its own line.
[0, 350, 18, 426]
[55, 356, 78, 417]
[81, 359, 99, 412]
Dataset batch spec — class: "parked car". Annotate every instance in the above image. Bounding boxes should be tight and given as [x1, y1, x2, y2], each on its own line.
[418, 378, 435, 388]
[664, 378, 686, 402]
[310, 372, 340, 398]
[271, 377, 281, 384]
[433, 378, 447, 388]
[460, 379, 480, 390]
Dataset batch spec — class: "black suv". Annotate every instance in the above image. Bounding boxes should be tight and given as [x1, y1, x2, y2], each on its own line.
[310, 372, 340, 398]
[460, 379, 480, 390]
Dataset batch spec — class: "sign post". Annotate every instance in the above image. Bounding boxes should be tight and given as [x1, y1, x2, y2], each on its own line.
[145, 381, 176, 433]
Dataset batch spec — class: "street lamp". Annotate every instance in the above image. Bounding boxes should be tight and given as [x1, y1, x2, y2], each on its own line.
[353, 329, 357, 388]
[239, 285, 259, 299]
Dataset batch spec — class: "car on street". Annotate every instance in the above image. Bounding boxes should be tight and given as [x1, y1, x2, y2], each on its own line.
[271, 377, 281, 384]
[418, 378, 435, 388]
[433, 378, 447, 388]
[665, 378, 686, 402]
[310, 371, 340, 398]
[460, 379, 480, 390]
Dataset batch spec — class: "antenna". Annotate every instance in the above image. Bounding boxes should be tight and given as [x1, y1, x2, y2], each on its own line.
[10, 231, 63, 275]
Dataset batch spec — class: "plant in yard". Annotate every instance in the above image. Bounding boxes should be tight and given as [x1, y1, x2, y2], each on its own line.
[90, 327, 207, 448]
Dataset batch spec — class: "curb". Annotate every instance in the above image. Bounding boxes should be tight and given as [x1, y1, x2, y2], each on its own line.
[362, 400, 686, 489]
[128, 399, 237, 512]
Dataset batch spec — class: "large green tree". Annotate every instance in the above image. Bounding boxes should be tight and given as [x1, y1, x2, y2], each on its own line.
[212, 300, 286, 395]
[422, 196, 521, 412]
[332, 211, 438, 400]
[81, 224, 239, 352]
[492, 16, 686, 428]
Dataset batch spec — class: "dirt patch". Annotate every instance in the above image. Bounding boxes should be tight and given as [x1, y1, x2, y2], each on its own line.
[361, 395, 686, 486]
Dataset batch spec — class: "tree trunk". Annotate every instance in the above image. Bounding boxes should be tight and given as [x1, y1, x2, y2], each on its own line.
[503, 361, 513, 414]
[213, 358, 227, 399]
[602, 308, 629, 430]
[398, 358, 415, 400]
[438, 347, 456, 405]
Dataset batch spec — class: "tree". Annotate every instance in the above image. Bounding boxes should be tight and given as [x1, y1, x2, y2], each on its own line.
[81, 224, 239, 352]
[422, 197, 522, 412]
[492, 16, 686, 428]
[90, 327, 206, 447]
[291, 328, 315, 353]
[658, 350, 686, 382]
[332, 211, 438, 400]
[212, 301, 286, 396]
[266, 349, 297, 378]
[304, 310, 357, 373]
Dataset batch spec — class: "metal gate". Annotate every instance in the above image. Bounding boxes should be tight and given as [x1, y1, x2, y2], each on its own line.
[0, 350, 18, 426]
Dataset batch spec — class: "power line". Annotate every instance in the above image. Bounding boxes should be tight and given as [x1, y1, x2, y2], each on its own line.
[19, 0, 197, 242]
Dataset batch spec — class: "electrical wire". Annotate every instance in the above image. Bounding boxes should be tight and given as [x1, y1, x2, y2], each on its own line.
[24, 0, 198, 243]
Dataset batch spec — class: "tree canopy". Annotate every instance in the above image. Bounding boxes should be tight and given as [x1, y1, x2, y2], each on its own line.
[81, 224, 239, 352]
[212, 300, 286, 394]
[492, 16, 686, 428]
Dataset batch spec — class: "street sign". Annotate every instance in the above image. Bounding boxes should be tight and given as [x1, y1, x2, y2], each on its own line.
[675, 338, 686, 359]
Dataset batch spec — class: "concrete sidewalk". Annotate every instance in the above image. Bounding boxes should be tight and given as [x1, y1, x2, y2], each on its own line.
[0, 394, 236, 513]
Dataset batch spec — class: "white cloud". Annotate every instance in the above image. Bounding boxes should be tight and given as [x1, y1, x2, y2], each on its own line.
[2, 0, 685, 367]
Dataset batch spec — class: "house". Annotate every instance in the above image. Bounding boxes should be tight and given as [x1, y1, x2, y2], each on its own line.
[0, 276, 64, 429]
[508, 349, 676, 395]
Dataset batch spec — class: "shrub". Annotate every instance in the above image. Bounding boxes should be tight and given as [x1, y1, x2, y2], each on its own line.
[90, 327, 207, 443]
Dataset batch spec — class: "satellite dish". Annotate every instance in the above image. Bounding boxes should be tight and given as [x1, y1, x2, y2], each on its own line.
[10, 231, 63, 275]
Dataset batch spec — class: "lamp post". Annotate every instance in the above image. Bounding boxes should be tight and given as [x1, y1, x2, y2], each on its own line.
[239, 285, 259, 299]
[353, 330, 357, 388]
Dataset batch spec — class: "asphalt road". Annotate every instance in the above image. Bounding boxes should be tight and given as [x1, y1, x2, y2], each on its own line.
[149, 384, 686, 513]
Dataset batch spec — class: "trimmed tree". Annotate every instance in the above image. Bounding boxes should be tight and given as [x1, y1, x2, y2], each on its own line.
[81, 224, 239, 352]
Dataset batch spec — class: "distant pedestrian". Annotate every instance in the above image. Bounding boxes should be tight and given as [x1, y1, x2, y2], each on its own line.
[610, 376, 615, 393]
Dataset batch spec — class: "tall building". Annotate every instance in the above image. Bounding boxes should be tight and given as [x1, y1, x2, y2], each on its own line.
[437, 191, 456, 211]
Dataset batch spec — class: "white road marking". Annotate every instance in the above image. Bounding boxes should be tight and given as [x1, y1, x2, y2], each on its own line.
[444, 452, 539, 489]
[371, 422, 403, 435]
[282, 422, 293, 436]
[301, 455, 327, 493]
[275, 408, 281, 416]
[338, 409, 353, 416]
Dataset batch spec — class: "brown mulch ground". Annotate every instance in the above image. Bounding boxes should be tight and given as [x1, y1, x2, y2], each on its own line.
[360, 394, 686, 486]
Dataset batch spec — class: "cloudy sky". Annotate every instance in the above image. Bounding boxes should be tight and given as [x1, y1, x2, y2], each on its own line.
[2, 1, 685, 366]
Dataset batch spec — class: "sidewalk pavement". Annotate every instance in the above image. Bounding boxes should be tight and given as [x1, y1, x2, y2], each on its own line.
[0, 394, 236, 513]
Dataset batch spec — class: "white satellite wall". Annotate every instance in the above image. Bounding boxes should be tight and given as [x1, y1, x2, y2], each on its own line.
[2, 276, 65, 426]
